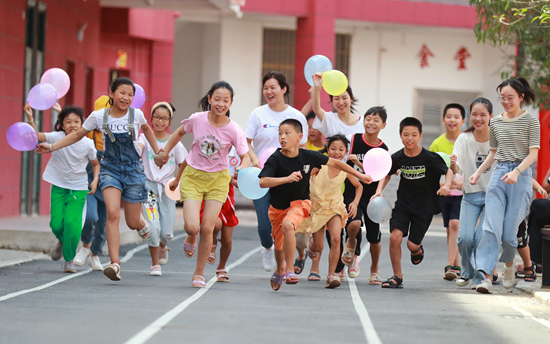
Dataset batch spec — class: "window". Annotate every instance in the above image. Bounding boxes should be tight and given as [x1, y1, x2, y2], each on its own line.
[335, 34, 351, 78]
[261, 29, 296, 105]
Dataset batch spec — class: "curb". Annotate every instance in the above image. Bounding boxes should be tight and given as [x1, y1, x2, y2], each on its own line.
[515, 280, 550, 305]
[0, 251, 50, 269]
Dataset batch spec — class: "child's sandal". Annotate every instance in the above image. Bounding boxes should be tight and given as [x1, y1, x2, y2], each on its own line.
[137, 214, 150, 239]
[207, 244, 217, 265]
[381, 275, 403, 289]
[411, 245, 424, 265]
[341, 239, 355, 266]
[216, 269, 229, 282]
[524, 264, 537, 282]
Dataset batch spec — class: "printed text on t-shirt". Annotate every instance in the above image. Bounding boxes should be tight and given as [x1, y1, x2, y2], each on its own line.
[400, 165, 426, 180]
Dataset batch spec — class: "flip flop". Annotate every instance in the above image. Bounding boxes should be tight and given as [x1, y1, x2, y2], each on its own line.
[308, 273, 321, 281]
[183, 236, 196, 258]
[270, 272, 284, 291]
[294, 251, 308, 274]
[285, 272, 299, 285]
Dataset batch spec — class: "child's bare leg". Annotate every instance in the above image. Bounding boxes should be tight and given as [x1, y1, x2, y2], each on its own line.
[327, 216, 342, 276]
[343, 220, 361, 264]
[282, 220, 296, 274]
[217, 225, 234, 270]
[183, 200, 201, 256]
[103, 188, 122, 263]
[370, 242, 381, 274]
[389, 230, 404, 278]
[194, 200, 223, 277]
[518, 246, 532, 268]
[274, 249, 285, 276]
[149, 246, 160, 266]
[209, 218, 222, 264]
[309, 231, 324, 275]
[446, 219, 460, 267]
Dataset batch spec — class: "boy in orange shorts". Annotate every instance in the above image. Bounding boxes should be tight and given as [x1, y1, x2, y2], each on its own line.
[259, 119, 372, 291]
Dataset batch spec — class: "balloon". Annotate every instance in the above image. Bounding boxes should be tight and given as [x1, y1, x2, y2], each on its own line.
[437, 152, 451, 168]
[259, 147, 277, 168]
[367, 196, 393, 223]
[304, 55, 333, 86]
[131, 83, 146, 109]
[362, 148, 392, 182]
[40, 68, 71, 99]
[27, 83, 58, 110]
[164, 178, 180, 201]
[322, 70, 348, 96]
[238, 167, 268, 200]
[6, 122, 38, 151]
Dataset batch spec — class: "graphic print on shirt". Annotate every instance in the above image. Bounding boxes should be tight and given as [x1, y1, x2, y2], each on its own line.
[475, 151, 492, 173]
[197, 134, 225, 160]
[262, 124, 278, 129]
[303, 165, 310, 174]
[144, 189, 159, 221]
[400, 165, 426, 180]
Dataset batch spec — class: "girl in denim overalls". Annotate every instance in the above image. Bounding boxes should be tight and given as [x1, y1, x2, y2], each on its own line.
[37, 78, 161, 281]
[470, 78, 540, 294]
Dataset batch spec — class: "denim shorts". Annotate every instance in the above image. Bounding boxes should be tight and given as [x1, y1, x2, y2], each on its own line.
[99, 159, 147, 203]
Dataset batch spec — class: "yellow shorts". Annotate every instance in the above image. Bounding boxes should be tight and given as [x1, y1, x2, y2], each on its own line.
[180, 165, 231, 203]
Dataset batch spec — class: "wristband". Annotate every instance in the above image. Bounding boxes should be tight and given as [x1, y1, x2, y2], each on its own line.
[351, 201, 358, 205]
[49, 143, 53, 152]
[514, 167, 522, 174]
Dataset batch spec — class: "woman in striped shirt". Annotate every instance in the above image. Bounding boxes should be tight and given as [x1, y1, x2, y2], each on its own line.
[469, 78, 540, 294]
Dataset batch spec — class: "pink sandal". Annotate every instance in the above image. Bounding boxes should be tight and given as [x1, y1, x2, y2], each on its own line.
[183, 236, 196, 258]
[192, 275, 206, 288]
[207, 244, 217, 265]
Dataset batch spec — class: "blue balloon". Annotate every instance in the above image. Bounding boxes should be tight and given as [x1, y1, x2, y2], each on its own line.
[238, 167, 268, 200]
[304, 55, 333, 86]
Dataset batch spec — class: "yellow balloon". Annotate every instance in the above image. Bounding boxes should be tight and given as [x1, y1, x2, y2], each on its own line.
[322, 70, 348, 96]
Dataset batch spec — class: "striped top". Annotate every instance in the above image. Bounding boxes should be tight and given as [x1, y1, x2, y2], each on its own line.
[489, 111, 540, 162]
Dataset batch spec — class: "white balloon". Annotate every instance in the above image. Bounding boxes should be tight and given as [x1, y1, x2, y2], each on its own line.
[367, 196, 392, 223]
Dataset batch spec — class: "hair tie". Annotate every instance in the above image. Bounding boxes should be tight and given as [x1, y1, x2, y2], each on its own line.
[151, 102, 173, 117]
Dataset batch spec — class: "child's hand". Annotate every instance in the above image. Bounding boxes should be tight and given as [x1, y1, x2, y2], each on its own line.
[251, 157, 261, 169]
[370, 192, 382, 201]
[286, 171, 302, 183]
[450, 154, 457, 166]
[348, 154, 360, 167]
[310, 167, 320, 177]
[233, 169, 239, 180]
[359, 174, 372, 185]
[35, 142, 51, 154]
[154, 151, 168, 167]
[52, 102, 62, 113]
[230, 178, 239, 188]
[469, 172, 480, 185]
[312, 72, 323, 87]
[88, 179, 98, 195]
[308, 86, 314, 98]
[169, 178, 178, 191]
[501, 170, 519, 184]
[348, 201, 358, 218]
[437, 184, 450, 196]
[537, 186, 548, 199]
[24, 103, 34, 122]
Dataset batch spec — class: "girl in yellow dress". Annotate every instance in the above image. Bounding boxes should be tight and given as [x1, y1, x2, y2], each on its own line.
[297, 134, 363, 288]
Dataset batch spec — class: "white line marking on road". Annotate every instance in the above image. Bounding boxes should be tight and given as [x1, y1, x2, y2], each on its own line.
[0, 233, 186, 302]
[496, 295, 550, 330]
[347, 243, 383, 344]
[123, 246, 262, 344]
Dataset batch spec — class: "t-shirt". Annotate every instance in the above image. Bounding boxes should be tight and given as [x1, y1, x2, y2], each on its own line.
[312, 111, 364, 137]
[306, 140, 324, 151]
[138, 133, 188, 186]
[183, 111, 248, 172]
[259, 149, 329, 210]
[83, 108, 147, 153]
[452, 132, 495, 194]
[43, 131, 96, 191]
[389, 147, 449, 215]
[343, 133, 388, 201]
[244, 104, 308, 158]
[489, 111, 540, 162]
[429, 133, 463, 196]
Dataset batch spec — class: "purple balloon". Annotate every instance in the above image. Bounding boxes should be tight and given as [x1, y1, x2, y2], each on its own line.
[7, 122, 38, 151]
[131, 83, 146, 109]
[27, 83, 58, 110]
[40, 68, 70, 99]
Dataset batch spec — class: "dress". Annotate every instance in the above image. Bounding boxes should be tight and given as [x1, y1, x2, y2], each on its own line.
[296, 165, 348, 234]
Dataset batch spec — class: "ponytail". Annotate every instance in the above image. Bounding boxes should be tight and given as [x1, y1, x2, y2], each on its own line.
[497, 77, 535, 106]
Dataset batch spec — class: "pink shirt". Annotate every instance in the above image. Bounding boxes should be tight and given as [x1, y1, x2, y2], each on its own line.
[183, 111, 248, 172]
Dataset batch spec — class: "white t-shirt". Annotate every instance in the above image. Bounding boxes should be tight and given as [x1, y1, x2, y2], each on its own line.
[138, 133, 187, 186]
[227, 146, 241, 177]
[452, 131, 495, 194]
[312, 111, 364, 137]
[43, 131, 96, 191]
[244, 104, 308, 158]
[83, 108, 147, 153]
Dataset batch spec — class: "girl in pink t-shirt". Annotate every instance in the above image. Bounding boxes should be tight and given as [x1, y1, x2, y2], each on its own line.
[155, 81, 249, 287]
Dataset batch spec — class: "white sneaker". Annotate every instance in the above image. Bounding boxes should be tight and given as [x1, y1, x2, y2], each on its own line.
[64, 260, 76, 273]
[150, 265, 162, 276]
[503, 265, 516, 289]
[476, 278, 493, 294]
[74, 247, 90, 266]
[88, 255, 104, 271]
[261, 247, 275, 272]
[159, 245, 171, 266]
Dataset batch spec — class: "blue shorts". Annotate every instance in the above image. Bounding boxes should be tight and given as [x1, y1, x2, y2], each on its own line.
[99, 160, 147, 203]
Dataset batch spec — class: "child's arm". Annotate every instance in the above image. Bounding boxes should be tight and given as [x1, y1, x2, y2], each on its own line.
[24, 103, 47, 142]
[247, 139, 261, 168]
[154, 124, 186, 167]
[36, 128, 91, 154]
[141, 123, 160, 154]
[470, 150, 496, 185]
[169, 160, 187, 191]
[346, 174, 363, 219]
[326, 158, 372, 184]
[89, 158, 100, 194]
[449, 154, 459, 174]
[371, 175, 391, 200]
[451, 175, 464, 191]
[501, 148, 538, 184]
[437, 169, 453, 196]
[532, 178, 548, 198]
[311, 73, 326, 121]
[259, 172, 302, 188]
[300, 93, 312, 116]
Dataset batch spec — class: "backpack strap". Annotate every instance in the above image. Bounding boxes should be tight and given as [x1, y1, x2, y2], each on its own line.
[128, 107, 135, 141]
[103, 107, 115, 142]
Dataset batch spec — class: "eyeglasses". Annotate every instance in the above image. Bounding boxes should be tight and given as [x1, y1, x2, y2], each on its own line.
[152, 115, 171, 122]
[498, 95, 519, 103]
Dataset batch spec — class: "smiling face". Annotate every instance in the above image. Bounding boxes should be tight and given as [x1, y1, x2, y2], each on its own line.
[110, 84, 134, 111]
[307, 117, 322, 142]
[278, 123, 302, 149]
[327, 139, 348, 161]
[61, 113, 82, 135]
[208, 88, 233, 117]
[499, 85, 523, 114]
[263, 78, 286, 107]
[364, 113, 386, 136]
[331, 91, 352, 114]
[400, 125, 422, 150]
[470, 103, 492, 132]
[151, 107, 171, 132]
[443, 108, 465, 133]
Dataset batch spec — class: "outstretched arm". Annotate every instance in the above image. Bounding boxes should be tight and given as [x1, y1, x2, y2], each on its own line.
[326, 158, 372, 184]
[24, 103, 47, 142]
[470, 150, 496, 185]
[141, 124, 160, 154]
[437, 169, 453, 195]
[154, 124, 186, 167]
[259, 172, 302, 188]
[36, 127, 90, 154]
[311, 73, 325, 122]
[371, 175, 391, 200]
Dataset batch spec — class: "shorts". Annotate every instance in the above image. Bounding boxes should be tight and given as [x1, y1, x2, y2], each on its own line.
[99, 160, 147, 203]
[438, 195, 462, 227]
[199, 184, 239, 227]
[344, 196, 381, 244]
[268, 200, 311, 251]
[517, 219, 527, 249]
[389, 205, 433, 245]
[180, 165, 231, 203]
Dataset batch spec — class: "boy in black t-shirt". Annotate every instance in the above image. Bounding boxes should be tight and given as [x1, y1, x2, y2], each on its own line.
[259, 119, 372, 291]
[374, 117, 452, 288]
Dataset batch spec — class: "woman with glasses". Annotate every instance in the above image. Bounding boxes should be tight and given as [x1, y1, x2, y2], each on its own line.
[137, 102, 188, 276]
[469, 78, 540, 294]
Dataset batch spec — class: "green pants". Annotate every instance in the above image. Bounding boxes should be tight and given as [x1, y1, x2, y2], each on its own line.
[50, 185, 88, 261]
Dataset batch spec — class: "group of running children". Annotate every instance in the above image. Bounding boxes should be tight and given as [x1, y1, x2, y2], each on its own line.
[29, 71, 540, 294]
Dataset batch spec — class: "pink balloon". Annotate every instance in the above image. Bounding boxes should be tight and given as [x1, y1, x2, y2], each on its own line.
[27, 83, 58, 111]
[362, 148, 392, 182]
[131, 83, 146, 109]
[6, 122, 38, 151]
[40, 68, 70, 99]
[164, 178, 180, 201]
[259, 147, 277, 168]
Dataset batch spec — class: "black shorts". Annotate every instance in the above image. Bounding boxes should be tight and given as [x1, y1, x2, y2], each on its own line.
[344, 196, 381, 244]
[517, 219, 527, 249]
[389, 205, 433, 245]
[439, 195, 462, 227]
